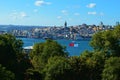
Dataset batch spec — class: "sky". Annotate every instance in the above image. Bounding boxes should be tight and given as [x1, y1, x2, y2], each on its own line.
[0, 0, 120, 26]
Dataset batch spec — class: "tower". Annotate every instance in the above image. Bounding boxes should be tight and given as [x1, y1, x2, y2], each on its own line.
[99, 21, 104, 29]
[64, 21, 67, 28]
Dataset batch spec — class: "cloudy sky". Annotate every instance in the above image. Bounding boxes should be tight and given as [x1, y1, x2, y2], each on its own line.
[0, 0, 119, 26]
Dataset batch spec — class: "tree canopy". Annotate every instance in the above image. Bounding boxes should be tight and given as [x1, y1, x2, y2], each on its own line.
[44, 56, 71, 80]
[30, 39, 68, 69]
[0, 64, 15, 80]
[0, 34, 23, 71]
[0, 34, 31, 80]
[90, 25, 120, 56]
[102, 57, 120, 80]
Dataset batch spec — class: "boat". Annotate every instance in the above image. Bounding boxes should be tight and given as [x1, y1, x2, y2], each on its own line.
[69, 41, 79, 47]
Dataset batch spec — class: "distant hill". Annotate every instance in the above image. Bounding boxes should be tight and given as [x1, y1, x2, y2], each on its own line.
[0, 25, 45, 31]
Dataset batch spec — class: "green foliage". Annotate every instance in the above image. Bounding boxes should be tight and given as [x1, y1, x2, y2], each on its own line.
[25, 69, 43, 80]
[80, 50, 108, 80]
[0, 64, 15, 80]
[44, 56, 71, 80]
[30, 39, 68, 70]
[0, 34, 19, 71]
[90, 25, 120, 56]
[0, 34, 32, 80]
[89, 25, 120, 79]
[68, 55, 100, 80]
[90, 31, 104, 50]
[113, 25, 120, 39]
[90, 51, 107, 80]
[80, 50, 93, 59]
[102, 57, 120, 80]
[68, 56, 86, 80]
[90, 30, 115, 52]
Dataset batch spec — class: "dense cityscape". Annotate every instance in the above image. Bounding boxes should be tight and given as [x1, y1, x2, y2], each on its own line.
[0, 21, 116, 40]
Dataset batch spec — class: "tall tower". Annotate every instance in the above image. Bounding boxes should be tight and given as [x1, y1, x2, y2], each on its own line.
[64, 21, 67, 28]
[99, 21, 104, 29]
[100, 21, 103, 26]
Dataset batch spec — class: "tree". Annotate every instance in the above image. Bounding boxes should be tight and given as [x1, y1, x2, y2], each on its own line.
[25, 69, 43, 80]
[0, 34, 20, 71]
[90, 25, 120, 56]
[30, 39, 68, 70]
[102, 57, 120, 80]
[0, 34, 31, 80]
[0, 64, 15, 80]
[44, 56, 71, 80]
[68, 56, 85, 80]
[79, 50, 107, 80]
[89, 51, 107, 80]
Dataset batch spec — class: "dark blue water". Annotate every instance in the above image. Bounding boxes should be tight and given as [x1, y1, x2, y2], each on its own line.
[20, 38, 93, 56]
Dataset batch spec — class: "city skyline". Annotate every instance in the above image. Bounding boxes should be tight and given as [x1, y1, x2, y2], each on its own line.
[0, 0, 120, 26]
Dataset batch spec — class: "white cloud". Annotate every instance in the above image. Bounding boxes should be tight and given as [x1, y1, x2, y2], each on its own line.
[35, 0, 51, 6]
[57, 16, 62, 19]
[86, 3, 96, 8]
[20, 12, 28, 18]
[61, 10, 67, 13]
[10, 11, 28, 20]
[61, 10, 68, 15]
[88, 12, 97, 15]
[74, 13, 80, 16]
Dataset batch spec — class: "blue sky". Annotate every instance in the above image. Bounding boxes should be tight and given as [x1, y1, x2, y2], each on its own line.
[0, 0, 119, 26]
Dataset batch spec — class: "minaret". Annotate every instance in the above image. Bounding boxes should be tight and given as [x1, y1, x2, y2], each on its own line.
[64, 21, 67, 28]
[100, 21, 103, 26]
[99, 21, 104, 29]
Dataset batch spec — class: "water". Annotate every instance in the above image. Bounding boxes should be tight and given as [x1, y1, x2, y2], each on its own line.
[20, 38, 93, 56]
